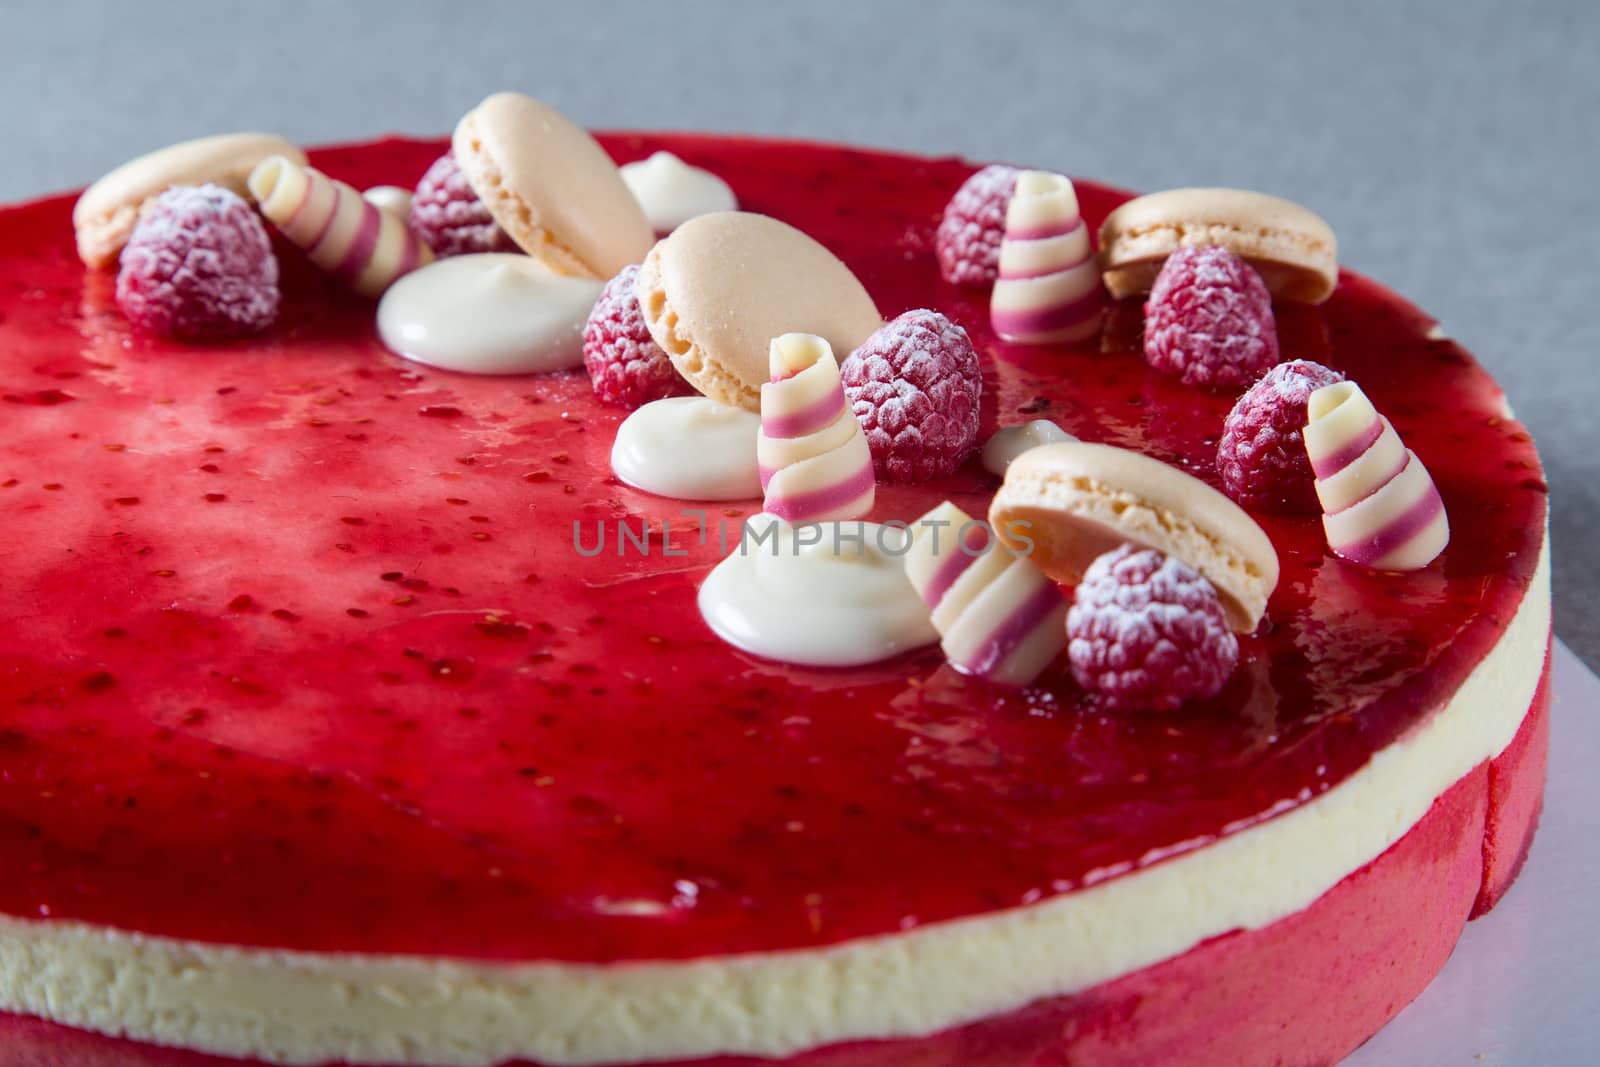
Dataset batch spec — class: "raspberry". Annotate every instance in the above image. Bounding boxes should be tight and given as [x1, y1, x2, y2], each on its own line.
[582, 264, 687, 408]
[934, 165, 1019, 287]
[1218, 360, 1346, 513]
[408, 153, 515, 258]
[114, 184, 279, 340]
[1067, 545, 1239, 713]
[840, 309, 982, 482]
[1143, 245, 1280, 390]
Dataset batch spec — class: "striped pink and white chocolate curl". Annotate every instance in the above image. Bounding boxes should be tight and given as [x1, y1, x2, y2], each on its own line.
[990, 171, 1104, 345]
[248, 155, 432, 298]
[903, 501, 1067, 686]
[1305, 381, 1449, 570]
[757, 334, 875, 523]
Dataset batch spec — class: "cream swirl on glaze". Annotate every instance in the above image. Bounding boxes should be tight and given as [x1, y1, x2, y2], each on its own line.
[376, 254, 603, 376]
[620, 152, 738, 232]
[611, 397, 763, 501]
[981, 419, 1078, 476]
[698, 515, 938, 667]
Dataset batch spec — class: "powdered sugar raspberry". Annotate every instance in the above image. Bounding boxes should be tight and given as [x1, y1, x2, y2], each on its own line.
[841, 310, 982, 482]
[1218, 359, 1345, 513]
[409, 153, 514, 258]
[583, 265, 688, 409]
[115, 184, 279, 340]
[935, 165, 1019, 287]
[1067, 545, 1239, 712]
[1144, 246, 1280, 390]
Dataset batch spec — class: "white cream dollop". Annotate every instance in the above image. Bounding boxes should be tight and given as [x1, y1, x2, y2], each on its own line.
[699, 515, 939, 667]
[612, 396, 762, 501]
[981, 419, 1078, 476]
[362, 184, 414, 218]
[621, 152, 738, 232]
[377, 254, 603, 375]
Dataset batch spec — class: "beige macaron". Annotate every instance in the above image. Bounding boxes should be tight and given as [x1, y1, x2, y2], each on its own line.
[72, 132, 306, 268]
[452, 92, 652, 280]
[635, 211, 882, 411]
[1098, 188, 1338, 304]
[989, 441, 1279, 632]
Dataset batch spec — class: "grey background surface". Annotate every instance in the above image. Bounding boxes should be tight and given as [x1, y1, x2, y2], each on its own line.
[3, 0, 1596, 663]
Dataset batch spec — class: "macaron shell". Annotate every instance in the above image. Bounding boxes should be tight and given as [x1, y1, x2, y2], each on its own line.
[635, 212, 882, 411]
[452, 92, 652, 279]
[989, 441, 1279, 632]
[1098, 187, 1338, 304]
[72, 132, 306, 268]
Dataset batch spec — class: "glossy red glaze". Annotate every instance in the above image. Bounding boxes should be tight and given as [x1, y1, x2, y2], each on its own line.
[0, 135, 1547, 962]
[0, 657, 1550, 1067]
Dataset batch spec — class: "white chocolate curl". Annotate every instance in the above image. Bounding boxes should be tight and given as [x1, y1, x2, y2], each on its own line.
[990, 171, 1103, 344]
[1304, 381, 1449, 571]
[757, 334, 875, 523]
[248, 156, 433, 298]
[903, 501, 1068, 686]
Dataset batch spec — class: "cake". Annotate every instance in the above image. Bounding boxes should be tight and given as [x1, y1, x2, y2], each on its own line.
[0, 100, 1550, 1067]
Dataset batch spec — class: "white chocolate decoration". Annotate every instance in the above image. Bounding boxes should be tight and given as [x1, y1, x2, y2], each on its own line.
[611, 397, 763, 501]
[1305, 381, 1449, 571]
[376, 254, 603, 375]
[903, 502, 1068, 687]
[758, 334, 876, 523]
[991, 171, 1103, 344]
[698, 515, 938, 667]
[362, 185, 414, 218]
[620, 152, 738, 233]
[981, 420, 1078, 476]
[248, 155, 433, 298]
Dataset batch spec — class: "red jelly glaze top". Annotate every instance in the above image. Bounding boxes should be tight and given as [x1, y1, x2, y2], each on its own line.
[0, 135, 1546, 963]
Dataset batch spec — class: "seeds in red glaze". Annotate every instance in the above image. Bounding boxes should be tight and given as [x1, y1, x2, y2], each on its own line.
[934, 164, 1019, 287]
[1067, 545, 1239, 712]
[841, 309, 982, 482]
[1218, 360, 1346, 513]
[408, 153, 515, 258]
[582, 264, 689, 409]
[1143, 245, 1280, 390]
[115, 185, 279, 340]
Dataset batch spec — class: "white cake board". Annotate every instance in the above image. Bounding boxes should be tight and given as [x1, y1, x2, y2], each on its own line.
[1346, 640, 1600, 1066]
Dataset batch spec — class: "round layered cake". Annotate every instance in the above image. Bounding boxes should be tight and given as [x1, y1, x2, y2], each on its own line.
[0, 129, 1549, 1066]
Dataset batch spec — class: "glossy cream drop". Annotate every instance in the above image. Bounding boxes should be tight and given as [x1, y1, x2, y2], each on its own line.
[981, 419, 1078, 476]
[698, 515, 939, 667]
[611, 396, 763, 501]
[377, 254, 603, 375]
[620, 151, 738, 232]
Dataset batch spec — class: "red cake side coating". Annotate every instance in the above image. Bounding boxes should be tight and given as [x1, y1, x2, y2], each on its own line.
[0, 135, 1547, 962]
